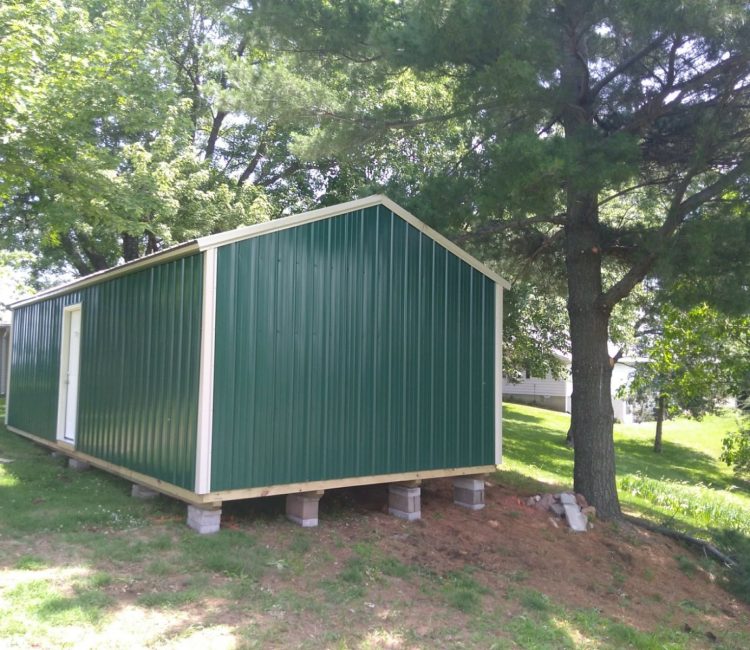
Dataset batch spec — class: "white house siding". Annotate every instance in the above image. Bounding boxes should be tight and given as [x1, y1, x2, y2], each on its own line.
[503, 359, 636, 424]
[611, 362, 635, 424]
[502, 374, 572, 413]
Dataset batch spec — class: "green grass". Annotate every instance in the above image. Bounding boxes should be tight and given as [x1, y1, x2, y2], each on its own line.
[500, 403, 749, 534]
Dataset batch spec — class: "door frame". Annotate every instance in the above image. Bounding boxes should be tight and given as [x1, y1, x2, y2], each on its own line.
[56, 303, 82, 444]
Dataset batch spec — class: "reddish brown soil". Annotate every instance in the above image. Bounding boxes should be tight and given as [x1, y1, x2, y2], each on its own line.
[238, 477, 749, 643]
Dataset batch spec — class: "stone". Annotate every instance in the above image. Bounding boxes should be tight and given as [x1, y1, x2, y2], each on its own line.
[538, 493, 556, 510]
[559, 492, 577, 506]
[187, 505, 222, 534]
[388, 485, 421, 521]
[453, 477, 485, 510]
[286, 491, 324, 527]
[575, 493, 589, 508]
[68, 458, 90, 471]
[550, 503, 565, 517]
[563, 503, 588, 532]
[131, 484, 159, 499]
[581, 506, 597, 519]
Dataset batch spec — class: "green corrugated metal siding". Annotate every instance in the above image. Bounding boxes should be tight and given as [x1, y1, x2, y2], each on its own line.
[8, 255, 203, 489]
[7, 294, 81, 440]
[211, 206, 496, 491]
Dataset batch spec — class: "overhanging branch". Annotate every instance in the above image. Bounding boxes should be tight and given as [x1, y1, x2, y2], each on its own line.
[597, 159, 750, 311]
[590, 34, 670, 98]
[455, 214, 566, 243]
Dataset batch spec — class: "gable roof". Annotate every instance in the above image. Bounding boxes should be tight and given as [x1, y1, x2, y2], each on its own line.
[12, 195, 509, 308]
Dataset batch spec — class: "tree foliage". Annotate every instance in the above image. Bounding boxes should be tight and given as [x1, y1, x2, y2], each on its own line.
[2, 0, 750, 518]
[629, 304, 750, 418]
[0, 0, 339, 279]
[247, 0, 750, 517]
[721, 417, 750, 476]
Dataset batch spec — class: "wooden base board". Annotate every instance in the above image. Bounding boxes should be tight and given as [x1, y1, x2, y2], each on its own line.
[7, 426, 497, 507]
[8, 426, 206, 505]
[208, 466, 497, 502]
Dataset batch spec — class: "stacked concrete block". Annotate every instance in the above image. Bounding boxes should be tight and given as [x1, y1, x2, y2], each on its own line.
[388, 484, 421, 521]
[68, 458, 90, 471]
[131, 483, 159, 499]
[187, 505, 222, 534]
[453, 476, 485, 510]
[286, 490, 324, 527]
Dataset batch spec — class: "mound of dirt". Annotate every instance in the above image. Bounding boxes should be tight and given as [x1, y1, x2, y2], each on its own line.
[301, 477, 748, 636]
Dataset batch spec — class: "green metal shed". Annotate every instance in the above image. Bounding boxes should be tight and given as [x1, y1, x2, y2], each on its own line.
[5, 196, 509, 532]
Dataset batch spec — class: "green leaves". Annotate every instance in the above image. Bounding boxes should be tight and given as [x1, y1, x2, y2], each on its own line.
[628, 303, 750, 419]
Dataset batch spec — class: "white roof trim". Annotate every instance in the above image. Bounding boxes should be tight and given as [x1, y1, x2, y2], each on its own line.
[197, 194, 510, 288]
[11, 195, 509, 309]
[11, 241, 201, 308]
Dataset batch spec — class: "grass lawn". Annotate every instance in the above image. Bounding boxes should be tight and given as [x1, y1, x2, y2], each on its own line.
[1, 398, 749, 649]
[501, 402, 750, 540]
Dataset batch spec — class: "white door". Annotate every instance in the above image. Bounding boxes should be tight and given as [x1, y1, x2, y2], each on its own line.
[62, 308, 82, 443]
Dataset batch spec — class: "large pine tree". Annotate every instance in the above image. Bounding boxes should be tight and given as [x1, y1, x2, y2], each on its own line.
[249, 0, 750, 518]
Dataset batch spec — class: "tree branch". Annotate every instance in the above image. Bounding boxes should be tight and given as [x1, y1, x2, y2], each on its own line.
[455, 214, 567, 243]
[237, 140, 268, 186]
[590, 34, 670, 98]
[205, 111, 228, 160]
[204, 38, 247, 161]
[512, 228, 565, 285]
[598, 158, 750, 311]
[599, 176, 674, 207]
[624, 515, 737, 568]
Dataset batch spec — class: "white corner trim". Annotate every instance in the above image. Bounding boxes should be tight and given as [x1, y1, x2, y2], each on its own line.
[197, 194, 511, 289]
[195, 248, 217, 495]
[494, 285, 503, 465]
[4, 319, 13, 426]
[55, 304, 82, 443]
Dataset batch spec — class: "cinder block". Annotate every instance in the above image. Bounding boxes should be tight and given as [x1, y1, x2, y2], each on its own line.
[388, 485, 421, 521]
[131, 483, 159, 499]
[453, 477, 485, 510]
[68, 458, 90, 471]
[286, 491, 324, 527]
[187, 505, 222, 534]
[563, 503, 588, 532]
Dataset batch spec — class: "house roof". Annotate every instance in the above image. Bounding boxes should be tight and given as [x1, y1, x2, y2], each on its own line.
[11, 195, 510, 309]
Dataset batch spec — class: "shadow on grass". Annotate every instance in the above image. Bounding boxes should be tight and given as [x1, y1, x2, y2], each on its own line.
[492, 467, 567, 494]
[616, 438, 750, 491]
[503, 403, 750, 494]
[713, 528, 750, 605]
[501, 405, 556, 426]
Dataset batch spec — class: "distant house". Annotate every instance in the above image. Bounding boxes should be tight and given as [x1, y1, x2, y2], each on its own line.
[503, 353, 637, 424]
[0, 323, 9, 397]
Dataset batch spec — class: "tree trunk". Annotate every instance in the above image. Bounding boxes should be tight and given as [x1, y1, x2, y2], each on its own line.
[122, 233, 140, 262]
[565, 193, 622, 520]
[653, 395, 665, 453]
[559, 0, 622, 520]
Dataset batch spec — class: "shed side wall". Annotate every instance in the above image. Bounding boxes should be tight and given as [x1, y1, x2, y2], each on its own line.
[211, 206, 496, 491]
[8, 255, 203, 489]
